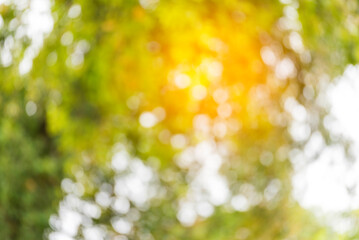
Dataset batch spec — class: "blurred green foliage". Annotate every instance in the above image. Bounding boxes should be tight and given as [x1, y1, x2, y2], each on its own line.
[0, 0, 357, 239]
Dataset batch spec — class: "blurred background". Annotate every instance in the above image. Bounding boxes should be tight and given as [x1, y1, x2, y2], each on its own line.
[1, 0, 359, 239]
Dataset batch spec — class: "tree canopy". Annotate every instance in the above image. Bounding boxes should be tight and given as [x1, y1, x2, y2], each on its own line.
[0, 0, 358, 239]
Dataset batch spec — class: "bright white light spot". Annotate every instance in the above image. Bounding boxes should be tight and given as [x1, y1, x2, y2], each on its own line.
[260, 151, 273, 166]
[30, 0, 50, 12]
[83, 227, 105, 240]
[200, 59, 223, 81]
[289, 31, 304, 53]
[304, 131, 324, 159]
[284, 6, 298, 20]
[260, 46, 277, 66]
[130, 159, 154, 182]
[193, 114, 211, 133]
[67, 52, 82, 68]
[127, 95, 141, 110]
[275, 57, 296, 80]
[95, 191, 111, 208]
[205, 175, 230, 205]
[82, 202, 101, 219]
[76, 40, 90, 53]
[139, 0, 159, 9]
[59, 207, 82, 236]
[25, 101, 37, 116]
[231, 194, 250, 212]
[61, 32, 73, 46]
[264, 179, 281, 201]
[285, 97, 307, 122]
[213, 88, 229, 104]
[49, 232, 74, 240]
[49, 214, 61, 230]
[196, 201, 214, 218]
[112, 218, 132, 234]
[68, 4, 82, 19]
[152, 107, 166, 121]
[61, 178, 74, 193]
[4, 36, 14, 49]
[70, 51, 84, 66]
[171, 134, 187, 149]
[19, 58, 33, 75]
[1, 49, 12, 67]
[289, 121, 311, 142]
[139, 112, 158, 128]
[112, 196, 130, 214]
[176, 147, 195, 169]
[192, 85, 207, 100]
[112, 150, 130, 172]
[0, 15, 4, 29]
[174, 73, 191, 89]
[177, 202, 197, 227]
[207, 61, 223, 79]
[285, 97, 311, 142]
